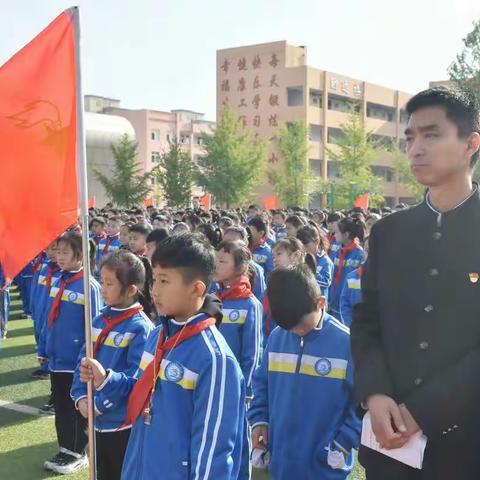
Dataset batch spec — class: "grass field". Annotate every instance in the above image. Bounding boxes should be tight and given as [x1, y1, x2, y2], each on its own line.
[0, 288, 365, 479]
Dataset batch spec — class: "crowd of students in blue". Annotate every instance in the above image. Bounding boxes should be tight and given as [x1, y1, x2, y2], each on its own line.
[0, 201, 403, 479]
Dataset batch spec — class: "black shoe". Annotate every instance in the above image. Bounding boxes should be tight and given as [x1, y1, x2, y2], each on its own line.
[31, 369, 50, 380]
[20, 313, 29, 319]
[39, 400, 55, 415]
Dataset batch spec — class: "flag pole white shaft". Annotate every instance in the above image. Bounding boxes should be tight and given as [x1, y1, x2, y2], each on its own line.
[71, 6, 97, 480]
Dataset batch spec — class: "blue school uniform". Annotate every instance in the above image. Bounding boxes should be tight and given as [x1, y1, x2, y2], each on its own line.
[218, 283, 263, 480]
[266, 230, 276, 247]
[38, 269, 103, 371]
[95, 234, 122, 272]
[252, 243, 274, 276]
[315, 250, 334, 304]
[99, 306, 246, 480]
[328, 238, 341, 261]
[273, 225, 287, 240]
[329, 244, 364, 317]
[339, 267, 363, 327]
[0, 264, 9, 342]
[71, 304, 153, 431]
[248, 313, 361, 480]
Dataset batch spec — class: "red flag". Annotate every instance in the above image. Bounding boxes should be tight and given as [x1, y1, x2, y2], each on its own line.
[200, 193, 211, 210]
[262, 195, 279, 210]
[88, 196, 96, 209]
[353, 194, 369, 210]
[0, 10, 78, 282]
[143, 197, 154, 208]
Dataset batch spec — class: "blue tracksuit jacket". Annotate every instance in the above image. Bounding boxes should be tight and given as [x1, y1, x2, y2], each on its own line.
[329, 246, 364, 317]
[339, 268, 363, 328]
[38, 269, 103, 371]
[98, 312, 246, 480]
[248, 313, 361, 480]
[71, 303, 153, 431]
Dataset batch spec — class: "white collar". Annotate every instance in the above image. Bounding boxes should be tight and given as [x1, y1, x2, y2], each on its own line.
[111, 301, 141, 312]
[61, 267, 83, 274]
[170, 312, 203, 326]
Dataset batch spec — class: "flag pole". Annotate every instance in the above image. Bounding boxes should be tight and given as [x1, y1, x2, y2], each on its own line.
[71, 6, 97, 479]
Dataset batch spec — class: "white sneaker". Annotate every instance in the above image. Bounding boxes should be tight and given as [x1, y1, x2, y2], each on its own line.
[45, 451, 88, 474]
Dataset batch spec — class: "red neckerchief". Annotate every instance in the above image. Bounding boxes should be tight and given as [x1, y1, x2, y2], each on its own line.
[93, 305, 143, 357]
[124, 316, 216, 426]
[334, 240, 359, 285]
[103, 234, 120, 255]
[327, 233, 335, 248]
[135, 247, 147, 257]
[47, 270, 84, 328]
[217, 276, 252, 301]
[45, 264, 60, 290]
[357, 266, 363, 278]
[31, 253, 46, 274]
[94, 232, 107, 245]
[251, 235, 268, 253]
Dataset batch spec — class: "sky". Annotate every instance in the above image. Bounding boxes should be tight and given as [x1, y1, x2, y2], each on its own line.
[1, 0, 480, 121]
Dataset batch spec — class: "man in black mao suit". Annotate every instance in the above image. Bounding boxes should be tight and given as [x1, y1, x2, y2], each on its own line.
[351, 88, 480, 480]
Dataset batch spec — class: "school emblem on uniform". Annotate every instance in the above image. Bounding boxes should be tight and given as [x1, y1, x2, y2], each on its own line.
[315, 358, 332, 376]
[113, 333, 124, 347]
[469, 273, 479, 283]
[68, 291, 78, 302]
[229, 310, 240, 322]
[165, 362, 184, 383]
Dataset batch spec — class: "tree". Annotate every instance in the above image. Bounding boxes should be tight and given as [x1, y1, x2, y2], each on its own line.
[195, 107, 266, 208]
[448, 19, 480, 96]
[324, 108, 384, 208]
[390, 145, 424, 202]
[94, 134, 153, 208]
[268, 121, 311, 207]
[154, 137, 193, 207]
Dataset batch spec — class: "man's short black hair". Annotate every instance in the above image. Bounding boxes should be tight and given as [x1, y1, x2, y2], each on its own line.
[267, 265, 321, 330]
[406, 87, 480, 167]
[151, 233, 215, 288]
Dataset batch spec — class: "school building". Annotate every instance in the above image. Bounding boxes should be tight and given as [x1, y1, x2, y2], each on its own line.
[217, 40, 417, 207]
[85, 95, 214, 204]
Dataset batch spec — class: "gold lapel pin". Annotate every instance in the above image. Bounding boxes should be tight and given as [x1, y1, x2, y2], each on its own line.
[469, 273, 479, 283]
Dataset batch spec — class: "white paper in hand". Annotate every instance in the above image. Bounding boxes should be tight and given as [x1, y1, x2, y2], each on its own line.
[361, 411, 427, 469]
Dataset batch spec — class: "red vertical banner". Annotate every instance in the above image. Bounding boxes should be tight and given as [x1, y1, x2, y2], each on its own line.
[200, 193, 212, 210]
[0, 10, 78, 282]
[353, 194, 370, 210]
[262, 195, 279, 210]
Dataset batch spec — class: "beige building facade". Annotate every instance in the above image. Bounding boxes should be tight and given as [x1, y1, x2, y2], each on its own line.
[217, 41, 415, 207]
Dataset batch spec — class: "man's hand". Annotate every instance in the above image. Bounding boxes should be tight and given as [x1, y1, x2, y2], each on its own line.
[399, 403, 421, 436]
[252, 425, 268, 450]
[77, 398, 88, 419]
[366, 394, 410, 450]
[79, 357, 107, 389]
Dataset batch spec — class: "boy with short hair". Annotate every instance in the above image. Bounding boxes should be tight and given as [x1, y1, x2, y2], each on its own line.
[95, 216, 122, 273]
[90, 217, 107, 246]
[249, 265, 360, 480]
[80, 233, 246, 479]
[272, 210, 287, 240]
[128, 224, 151, 257]
[248, 217, 274, 276]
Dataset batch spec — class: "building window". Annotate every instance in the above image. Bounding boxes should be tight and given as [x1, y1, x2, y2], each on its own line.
[309, 159, 322, 177]
[195, 135, 204, 145]
[327, 127, 345, 144]
[400, 109, 409, 124]
[151, 129, 160, 141]
[366, 102, 395, 122]
[309, 124, 322, 142]
[151, 151, 160, 163]
[327, 161, 340, 179]
[180, 134, 190, 145]
[371, 165, 395, 182]
[309, 89, 322, 108]
[287, 86, 304, 106]
[328, 94, 359, 113]
[370, 134, 395, 149]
